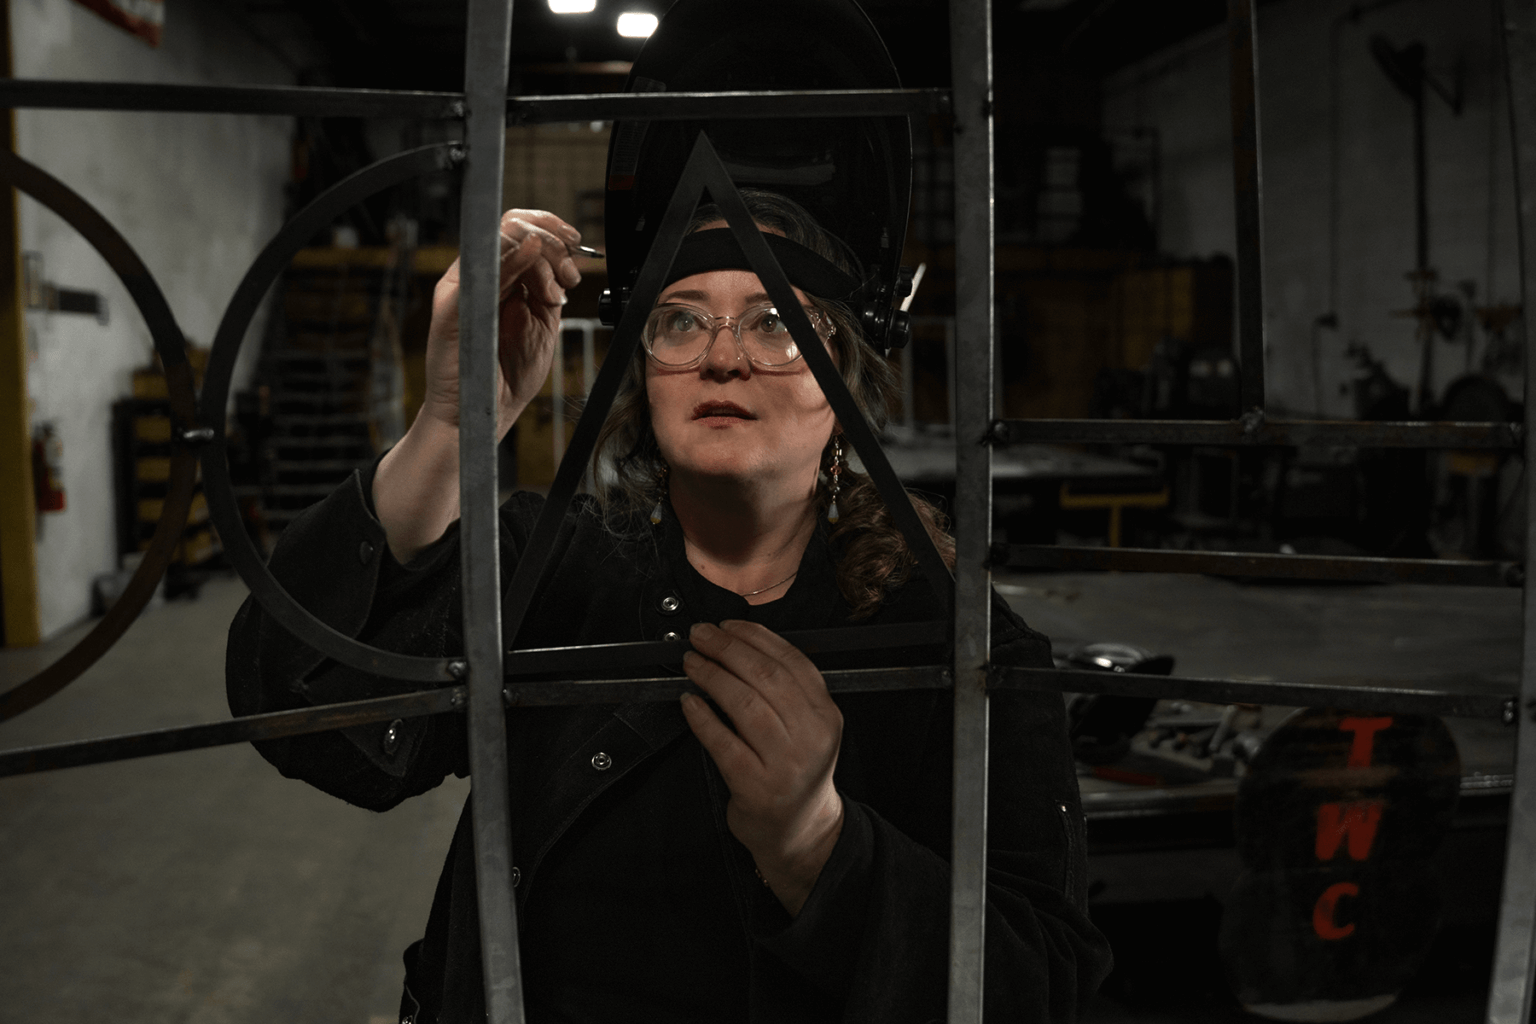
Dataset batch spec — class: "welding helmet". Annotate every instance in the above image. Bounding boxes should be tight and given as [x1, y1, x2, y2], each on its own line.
[599, 0, 915, 353]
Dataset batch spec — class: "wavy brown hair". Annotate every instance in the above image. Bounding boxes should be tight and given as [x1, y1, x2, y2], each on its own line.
[593, 190, 954, 618]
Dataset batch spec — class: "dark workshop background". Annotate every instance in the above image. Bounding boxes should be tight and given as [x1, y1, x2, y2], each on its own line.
[0, 0, 1524, 1021]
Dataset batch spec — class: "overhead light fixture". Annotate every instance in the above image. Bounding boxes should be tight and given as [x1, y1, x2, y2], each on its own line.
[616, 11, 657, 37]
[548, 0, 596, 12]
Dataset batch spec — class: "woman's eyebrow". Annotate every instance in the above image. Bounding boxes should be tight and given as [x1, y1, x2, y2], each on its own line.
[658, 290, 775, 306]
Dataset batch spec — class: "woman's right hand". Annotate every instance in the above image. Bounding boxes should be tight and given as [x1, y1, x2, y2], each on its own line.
[419, 209, 584, 436]
[374, 209, 582, 562]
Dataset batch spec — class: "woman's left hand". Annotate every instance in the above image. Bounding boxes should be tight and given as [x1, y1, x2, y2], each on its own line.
[681, 620, 845, 916]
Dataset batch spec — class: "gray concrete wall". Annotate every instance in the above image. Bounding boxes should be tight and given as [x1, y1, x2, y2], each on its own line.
[1102, 0, 1522, 419]
[14, 0, 293, 638]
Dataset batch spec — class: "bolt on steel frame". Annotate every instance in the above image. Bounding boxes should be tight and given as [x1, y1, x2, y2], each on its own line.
[0, 0, 1535, 1020]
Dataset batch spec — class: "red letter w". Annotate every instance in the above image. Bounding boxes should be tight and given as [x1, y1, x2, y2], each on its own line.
[1315, 800, 1384, 861]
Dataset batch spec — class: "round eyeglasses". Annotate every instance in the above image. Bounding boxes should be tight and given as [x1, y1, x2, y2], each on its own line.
[641, 302, 835, 369]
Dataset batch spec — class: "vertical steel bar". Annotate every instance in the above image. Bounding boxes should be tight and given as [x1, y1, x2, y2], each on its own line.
[458, 1, 523, 1020]
[553, 328, 566, 467]
[582, 322, 596, 493]
[1229, 0, 1268, 413]
[1487, 4, 1536, 1019]
[581, 321, 596, 394]
[945, 316, 957, 431]
[946, 0, 994, 1017]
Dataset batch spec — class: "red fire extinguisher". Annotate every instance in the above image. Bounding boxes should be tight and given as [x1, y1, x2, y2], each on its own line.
[32, 423, 65, 513]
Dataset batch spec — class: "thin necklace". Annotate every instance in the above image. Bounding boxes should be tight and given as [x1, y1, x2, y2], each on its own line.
[738, 570, 798, 598]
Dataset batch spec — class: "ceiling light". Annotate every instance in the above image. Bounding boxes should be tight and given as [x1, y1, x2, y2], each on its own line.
[549, 0, 596, 11]
[616, 11, 658, 37]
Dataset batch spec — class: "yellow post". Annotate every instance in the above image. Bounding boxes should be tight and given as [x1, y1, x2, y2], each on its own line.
[1058, 484, 1170, 549]
[0, 0, 40, 646]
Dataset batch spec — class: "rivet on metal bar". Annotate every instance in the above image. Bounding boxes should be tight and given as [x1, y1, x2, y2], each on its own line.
[984, 419, 1011, 446]
[1240, 408, 1265, 436]
[1505, 698, 1519, 727]
[448, 659, 468, 680]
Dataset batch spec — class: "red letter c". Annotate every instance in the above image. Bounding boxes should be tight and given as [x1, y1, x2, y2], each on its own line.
[1313, 881, 1360, 940]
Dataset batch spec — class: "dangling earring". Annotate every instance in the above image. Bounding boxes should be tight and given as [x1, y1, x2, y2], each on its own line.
[826, 437, 843, 524]
[650, 464, 668, 525]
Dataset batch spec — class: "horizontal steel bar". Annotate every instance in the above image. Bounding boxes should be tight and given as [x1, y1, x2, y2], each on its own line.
[506, 88, 949, 124]
[993, 417, 1522, 449]
[997, 543, 1523, 587]
[0, 81, 949, 124]
[0, 667, 952, 778]
[0, 686, 467, 778]
[503, 665, 951, 707]
[504, 621, 949, 677]
[4, 659, 1512, 776]
[1080, 772, 1512, 823]
[995, 666, 1515, 720]
[0, 79, 464, 118]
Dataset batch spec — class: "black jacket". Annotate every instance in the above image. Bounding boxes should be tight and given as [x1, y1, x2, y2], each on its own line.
[226, 467, 1112, 1022]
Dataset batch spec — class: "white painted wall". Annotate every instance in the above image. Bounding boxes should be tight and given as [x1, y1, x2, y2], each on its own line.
[15, 0, 293, 637]
[1103, 0, 1521, 418]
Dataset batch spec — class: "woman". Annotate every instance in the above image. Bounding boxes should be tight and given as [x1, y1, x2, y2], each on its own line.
[227, 191, 1111, 1023]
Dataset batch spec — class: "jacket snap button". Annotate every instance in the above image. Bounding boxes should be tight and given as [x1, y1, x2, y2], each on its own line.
[658, 594, 681, 614]
[591, 751, 613, 771]
[510, 866, 521, 887]
[382, 719, 404, 756]
[663, 631, 681, 642]
[359, 540, 375, 564]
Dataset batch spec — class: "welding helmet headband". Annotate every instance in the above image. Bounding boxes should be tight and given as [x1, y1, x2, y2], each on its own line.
[661, 229, 860, 299]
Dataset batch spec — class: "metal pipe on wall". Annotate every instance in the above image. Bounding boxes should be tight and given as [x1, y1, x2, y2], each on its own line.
[1229, 0, 1268, 414]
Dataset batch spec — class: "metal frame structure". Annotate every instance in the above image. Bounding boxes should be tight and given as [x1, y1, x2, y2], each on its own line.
[2, 0, 1536, 1020]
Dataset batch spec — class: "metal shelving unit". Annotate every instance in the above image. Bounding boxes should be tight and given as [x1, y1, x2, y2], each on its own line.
[1, 0, 1535, 1020]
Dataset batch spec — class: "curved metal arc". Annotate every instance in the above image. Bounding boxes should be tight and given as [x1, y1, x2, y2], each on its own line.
[0, 150, 198, 722]
[200, 144, 461, 685]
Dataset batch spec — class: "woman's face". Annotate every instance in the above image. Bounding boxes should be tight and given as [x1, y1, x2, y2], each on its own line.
[645, 266, 837, 495]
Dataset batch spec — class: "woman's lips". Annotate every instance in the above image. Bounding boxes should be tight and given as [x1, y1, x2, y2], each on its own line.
[692, 401, 755, 420]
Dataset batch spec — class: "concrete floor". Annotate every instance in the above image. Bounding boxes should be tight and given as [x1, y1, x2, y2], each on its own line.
[0, 576, 468, 1023]
[0, 569, 1522, 1021]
